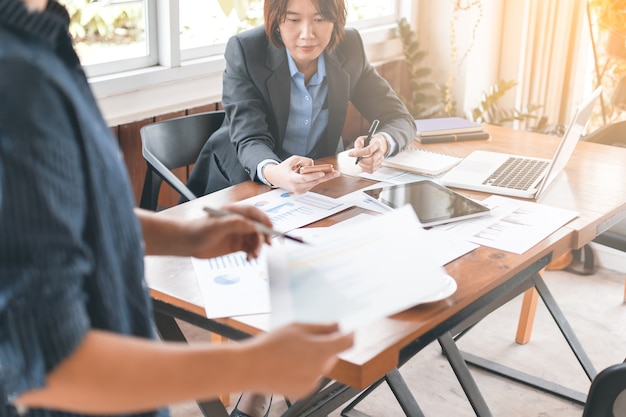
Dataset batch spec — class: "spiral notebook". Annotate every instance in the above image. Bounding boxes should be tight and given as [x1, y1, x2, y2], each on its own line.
[383, 146, 462, 176]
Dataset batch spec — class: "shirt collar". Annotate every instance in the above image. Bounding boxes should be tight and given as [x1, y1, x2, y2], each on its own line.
[0, 0, 70, 49]
[286, 51, 327, 85]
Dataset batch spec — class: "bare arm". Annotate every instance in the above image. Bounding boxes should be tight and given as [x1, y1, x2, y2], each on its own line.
[135, 205, 272, 259]
[15, 324, 353, 415]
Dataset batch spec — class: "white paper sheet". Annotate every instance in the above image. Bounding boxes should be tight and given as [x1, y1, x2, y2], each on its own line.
[358, 166, 431, 184]
[191, 250, 270, 318]
[432, 195, 579, 254]
[267, 205, 457, 331]
[290, 213, 478, 266]
[237, 189, 349, 232]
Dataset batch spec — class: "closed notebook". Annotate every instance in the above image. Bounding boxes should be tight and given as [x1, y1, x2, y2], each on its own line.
[417, 131, 490, 144]
[382, 146, 462, 176]
[415, 117, 483, 137]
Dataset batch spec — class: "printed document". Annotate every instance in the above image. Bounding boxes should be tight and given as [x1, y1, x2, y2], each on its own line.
[432, 195, 578, 254]
[192, 250, 270, 318]
[267, 205, 456, 331]
[237, 188, 349, 232]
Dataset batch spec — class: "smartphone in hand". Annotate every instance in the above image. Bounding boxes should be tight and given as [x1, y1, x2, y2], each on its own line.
[298, 164, 334, 174]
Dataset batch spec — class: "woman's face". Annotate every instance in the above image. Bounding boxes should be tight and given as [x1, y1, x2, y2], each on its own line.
[278, 0, 334, 73]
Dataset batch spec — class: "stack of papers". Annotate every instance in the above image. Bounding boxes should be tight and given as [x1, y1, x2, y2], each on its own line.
[268, 205, 456, 331]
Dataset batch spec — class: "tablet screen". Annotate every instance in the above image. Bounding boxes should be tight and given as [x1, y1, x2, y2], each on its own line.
[363, 180, 490, 227]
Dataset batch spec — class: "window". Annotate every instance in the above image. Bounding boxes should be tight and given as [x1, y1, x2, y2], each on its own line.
[64, 0, 411, 125]
[59, 0, 155, 75]
[179, 1, 397, 60]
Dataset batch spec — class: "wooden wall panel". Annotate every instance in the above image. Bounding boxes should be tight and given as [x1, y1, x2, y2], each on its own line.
[187, 103, 221, 115]
[118, 118, 151, 206]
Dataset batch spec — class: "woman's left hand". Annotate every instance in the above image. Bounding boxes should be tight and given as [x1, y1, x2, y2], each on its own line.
[349, 134, 388, 173]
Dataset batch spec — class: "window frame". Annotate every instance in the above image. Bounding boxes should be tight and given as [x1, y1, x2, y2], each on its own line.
[88, 0, 413, 126]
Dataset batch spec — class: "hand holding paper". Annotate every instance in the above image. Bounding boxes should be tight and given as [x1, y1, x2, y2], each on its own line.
[267, 205, 456, 331]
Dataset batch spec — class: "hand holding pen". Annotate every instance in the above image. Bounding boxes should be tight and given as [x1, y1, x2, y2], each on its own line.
[355, 119, 380, 165]
[203, 206, 306, 244]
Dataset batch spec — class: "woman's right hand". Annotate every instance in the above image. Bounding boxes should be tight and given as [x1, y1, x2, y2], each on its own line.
[263, 156, 340, 194]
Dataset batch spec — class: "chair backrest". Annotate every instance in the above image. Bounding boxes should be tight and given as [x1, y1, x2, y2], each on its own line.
[582, 361, 626, 417]
[139, 110, 225, 210]
[583, 120, 626, 147]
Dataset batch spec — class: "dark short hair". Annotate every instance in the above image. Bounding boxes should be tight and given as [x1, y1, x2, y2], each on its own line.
[264, 0, 347, 51]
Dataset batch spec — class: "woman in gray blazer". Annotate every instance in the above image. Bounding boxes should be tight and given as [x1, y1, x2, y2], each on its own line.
[186, 0, 416, 198]
[192, 2, 416, 416]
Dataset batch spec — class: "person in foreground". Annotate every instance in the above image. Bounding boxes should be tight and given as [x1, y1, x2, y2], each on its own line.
[0, 1, 354, 417]
[186, 0, 416, 197]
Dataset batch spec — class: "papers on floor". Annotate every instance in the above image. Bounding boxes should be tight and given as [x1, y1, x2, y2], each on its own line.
[431, 195, 579, 254]
[267, 205, 457, 331]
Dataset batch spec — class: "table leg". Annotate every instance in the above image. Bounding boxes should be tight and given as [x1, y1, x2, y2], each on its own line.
[384, 368, 427, 417]
[152, 310, 231, 417]
[438, 333, 493, 417]
[515, 287, 539, 344]
[460, 271, 596, 405]
[281, 379, 360, 417]
[533, 274, 597, 381]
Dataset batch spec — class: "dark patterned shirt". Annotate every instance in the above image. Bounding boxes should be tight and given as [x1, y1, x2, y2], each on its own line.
[0, 2, 165, 417]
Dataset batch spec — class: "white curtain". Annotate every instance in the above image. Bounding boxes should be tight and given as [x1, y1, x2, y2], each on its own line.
[502, 0, 588, 128]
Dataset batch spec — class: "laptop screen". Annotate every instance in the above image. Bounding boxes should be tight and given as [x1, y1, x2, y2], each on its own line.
[536, 87, 602, 197]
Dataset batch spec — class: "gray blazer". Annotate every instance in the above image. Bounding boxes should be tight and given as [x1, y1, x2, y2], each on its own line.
[187, 26, 416, 197]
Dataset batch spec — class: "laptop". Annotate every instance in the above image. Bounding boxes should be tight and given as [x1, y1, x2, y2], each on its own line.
[440, 87, 602, 199]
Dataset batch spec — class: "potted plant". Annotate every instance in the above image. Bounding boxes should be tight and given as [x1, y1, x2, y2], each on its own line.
[588, 0, 626, 59]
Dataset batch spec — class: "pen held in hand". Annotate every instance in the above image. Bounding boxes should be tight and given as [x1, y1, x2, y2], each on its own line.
[202, 206, 307, 244]
[355, 119, 380, 165]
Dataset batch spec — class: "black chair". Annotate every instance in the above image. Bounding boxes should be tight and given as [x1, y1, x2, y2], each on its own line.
[583, 121, 626, 301]
[139, 110, 225, 211]
[583, 120, 626, 147]
[582, 361, 626, 417]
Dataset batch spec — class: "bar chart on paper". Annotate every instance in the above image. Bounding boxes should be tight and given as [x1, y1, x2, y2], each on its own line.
[238, 189, 348, 232]
[192, 250, 270, 318]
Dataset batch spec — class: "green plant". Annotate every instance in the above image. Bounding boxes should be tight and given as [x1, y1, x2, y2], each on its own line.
[586, 0, 626, 127]
[397, 18, 542, 130]
[467, 79, 543, 127]
[62, 0, 143, 44]
[396, 18, 450, 118]
[217, 0, 251, 22]
[588, 0, 626, 37]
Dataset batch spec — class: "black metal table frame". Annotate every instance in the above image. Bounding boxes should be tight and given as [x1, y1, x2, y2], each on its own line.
[151, 250, 596, 417]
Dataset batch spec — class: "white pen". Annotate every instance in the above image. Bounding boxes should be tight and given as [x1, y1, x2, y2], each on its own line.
[203, 206, 307, 244]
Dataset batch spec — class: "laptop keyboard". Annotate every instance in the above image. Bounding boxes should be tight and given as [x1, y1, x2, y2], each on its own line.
[483, 157, 550, 190]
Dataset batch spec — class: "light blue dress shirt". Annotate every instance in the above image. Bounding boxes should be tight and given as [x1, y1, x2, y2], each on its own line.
[257, 51, 396, 185]
[257, 52, 330, 185]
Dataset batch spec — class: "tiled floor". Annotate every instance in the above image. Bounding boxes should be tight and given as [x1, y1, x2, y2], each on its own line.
[170, 266, 626, 417]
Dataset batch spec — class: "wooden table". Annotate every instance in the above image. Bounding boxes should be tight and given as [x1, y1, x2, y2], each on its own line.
[145, 124, 626, 417]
